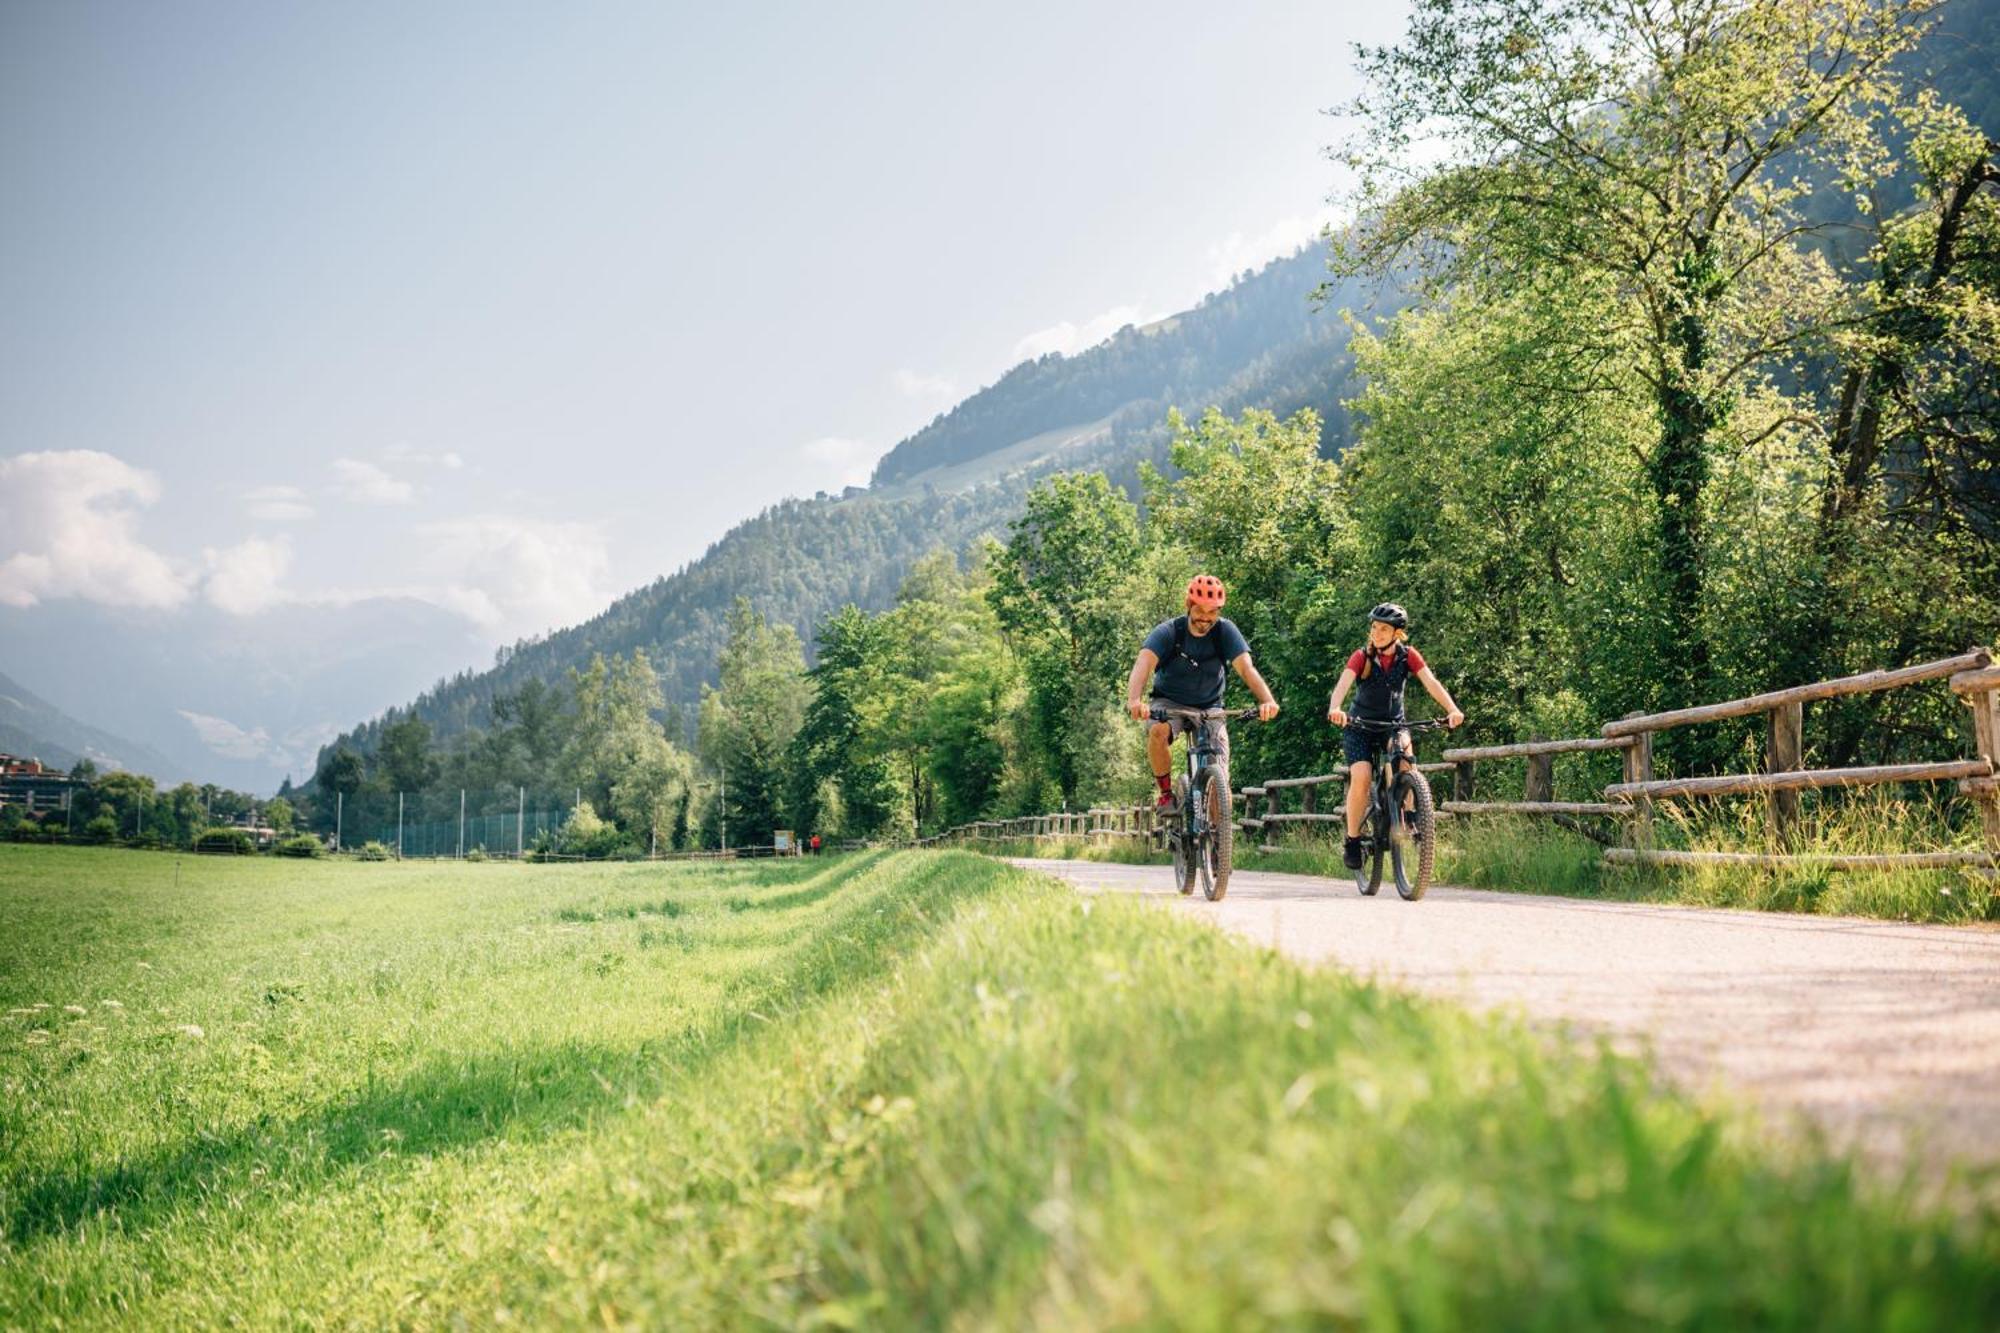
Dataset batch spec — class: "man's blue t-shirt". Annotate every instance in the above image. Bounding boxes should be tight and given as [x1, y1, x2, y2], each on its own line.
[1144, 616, 1250, 708]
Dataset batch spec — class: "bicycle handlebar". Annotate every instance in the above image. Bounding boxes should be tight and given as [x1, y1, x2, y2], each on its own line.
[1146, 704, 1267, 723]
[1341, 716, 1455, 732]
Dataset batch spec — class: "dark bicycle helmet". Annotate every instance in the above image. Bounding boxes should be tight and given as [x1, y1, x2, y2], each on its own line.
[1368, 602, 1409, 628]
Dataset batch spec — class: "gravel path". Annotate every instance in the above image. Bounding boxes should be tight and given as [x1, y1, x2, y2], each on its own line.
[1013, 858, 2000, 1169]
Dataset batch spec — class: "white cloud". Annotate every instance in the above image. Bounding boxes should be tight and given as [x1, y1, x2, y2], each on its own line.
[1011, 304, 1155, 362]
[176, 711, 334, 770]
[242, 484, 314, 522]
[331, 458, 415, 505]
[0, 450, 190, 609]
[202, 536, 293, 615]
[798, 436, 880, 491]
[415, 515, 613, 637]
[1206, 211, 1334, 288]
[382, 444, 465, 470]
[891, 368, 957, 399]
[177, 708, 281, 762]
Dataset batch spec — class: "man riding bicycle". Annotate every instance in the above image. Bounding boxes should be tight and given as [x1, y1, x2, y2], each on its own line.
[1125, 575, 1280, 810]
[1326, 603, 1463, 868]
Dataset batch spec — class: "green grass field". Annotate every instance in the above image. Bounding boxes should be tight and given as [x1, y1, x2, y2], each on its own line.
[3, 845, 1995, 1329]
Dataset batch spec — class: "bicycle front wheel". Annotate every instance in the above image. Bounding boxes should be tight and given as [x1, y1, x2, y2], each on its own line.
[1203, 769, 1233, 901]
[1389, 769, 1436, 901]
[1355, 793, 1384, 897]
[1171, 776, 1196, 895]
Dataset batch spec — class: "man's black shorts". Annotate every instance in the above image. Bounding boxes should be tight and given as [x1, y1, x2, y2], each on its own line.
[1341, 721, 1410, 766]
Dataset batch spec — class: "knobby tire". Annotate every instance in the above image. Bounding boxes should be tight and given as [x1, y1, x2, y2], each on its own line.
[1204, 768, 1233, 901]
[1171, 775, 1196, 895]
[1355, 788, 1384, 897]
[1390, 769, 1436, 901]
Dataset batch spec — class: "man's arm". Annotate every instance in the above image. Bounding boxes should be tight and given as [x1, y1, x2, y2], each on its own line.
[1414, 667, 1465, 728]
[1230, 654, 1280, 721]
[1126, 649, 1160, 720]
[1325, 667, 1359, 725]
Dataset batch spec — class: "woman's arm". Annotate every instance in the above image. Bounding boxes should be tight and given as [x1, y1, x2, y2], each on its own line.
[1415, 667, 1465, 728]
[1325, 667, 1358, 725]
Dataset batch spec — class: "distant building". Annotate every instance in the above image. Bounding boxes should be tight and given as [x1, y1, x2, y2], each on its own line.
[225, 815, 282, 848]
[0, 754, 84, 813]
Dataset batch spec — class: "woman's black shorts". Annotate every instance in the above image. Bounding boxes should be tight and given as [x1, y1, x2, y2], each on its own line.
[1341, 721, 1410, 766]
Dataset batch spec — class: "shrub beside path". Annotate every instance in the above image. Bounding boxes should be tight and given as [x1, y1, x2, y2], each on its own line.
[1013, 858, 2000, 1171]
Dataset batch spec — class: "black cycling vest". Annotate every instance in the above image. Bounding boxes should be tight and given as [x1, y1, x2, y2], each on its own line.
[1352, 644, 1412, 721]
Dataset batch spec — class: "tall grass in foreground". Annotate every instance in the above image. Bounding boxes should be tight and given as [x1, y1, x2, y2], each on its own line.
[1432, 790, 1996, 923]
[2, 845, 1995, 1328]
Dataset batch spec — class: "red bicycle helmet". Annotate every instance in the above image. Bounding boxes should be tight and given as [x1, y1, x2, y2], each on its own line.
[1185, 574, 1226, 610]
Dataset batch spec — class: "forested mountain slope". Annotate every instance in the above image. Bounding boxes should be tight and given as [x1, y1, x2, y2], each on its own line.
[318, 0, 1998, 781]
[321, 243, 1390, 767]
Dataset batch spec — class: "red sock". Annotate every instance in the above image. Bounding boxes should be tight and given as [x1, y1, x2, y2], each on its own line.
[1156, 773, 1172, 794]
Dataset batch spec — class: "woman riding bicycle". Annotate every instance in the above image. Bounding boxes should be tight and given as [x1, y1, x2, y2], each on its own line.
[1326, 603, 1464, 869]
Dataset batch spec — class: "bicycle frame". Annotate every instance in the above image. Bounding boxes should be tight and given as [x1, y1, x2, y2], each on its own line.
[1347, 718, 1449, 840]
[1152, 707, 1244, 829]
[1184, 718, 1227, 833]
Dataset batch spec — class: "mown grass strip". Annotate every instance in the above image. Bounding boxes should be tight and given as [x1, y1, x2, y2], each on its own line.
[2, 844, 1994, 1328]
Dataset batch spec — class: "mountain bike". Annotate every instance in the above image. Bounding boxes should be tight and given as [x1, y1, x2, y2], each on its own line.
[1343, 717, 1451, 901]
[1150, 704, 1263, 902]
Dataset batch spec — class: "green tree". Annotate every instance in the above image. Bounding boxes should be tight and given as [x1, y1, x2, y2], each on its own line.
[1769, 100, 2000, 762]
[319, 746, 365, 798]
[480, 677, 571, 789]
[791, 605, 902, 837]
[564, 651, 691, 841]
[699, 600, 807, 847]
[377, 715, 438, 793]
[990, 473, 1143, 805]
[1339, 0, 1941, 705]
[265, 796, 297, 835]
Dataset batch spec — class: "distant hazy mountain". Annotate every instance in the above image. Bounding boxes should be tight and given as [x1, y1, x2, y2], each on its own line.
[0, 667, 187, 780]
[0, 596, 487, 792]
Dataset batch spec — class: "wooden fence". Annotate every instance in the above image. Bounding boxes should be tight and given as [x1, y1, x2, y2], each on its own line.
[908, 648, 2000, 875]
[914, 807, 1164, 849]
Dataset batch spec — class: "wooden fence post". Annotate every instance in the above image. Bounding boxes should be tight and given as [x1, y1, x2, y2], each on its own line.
[1767, 700, 1804, 847]
[1620, 712, 1654, 850]
[1454, 761, 1475, 803]
[1298, 783, 1314, 845]
[1524, 735, 1553, 805]
[1969, 688, 2000, 859]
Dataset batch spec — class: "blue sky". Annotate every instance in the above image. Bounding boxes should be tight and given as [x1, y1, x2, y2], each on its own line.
[2, 1, 1410, 778]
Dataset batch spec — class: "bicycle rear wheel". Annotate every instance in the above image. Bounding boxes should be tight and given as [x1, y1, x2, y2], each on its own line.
[1389, 769, 1436, 901]
[1203, 769, 1233, 901]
